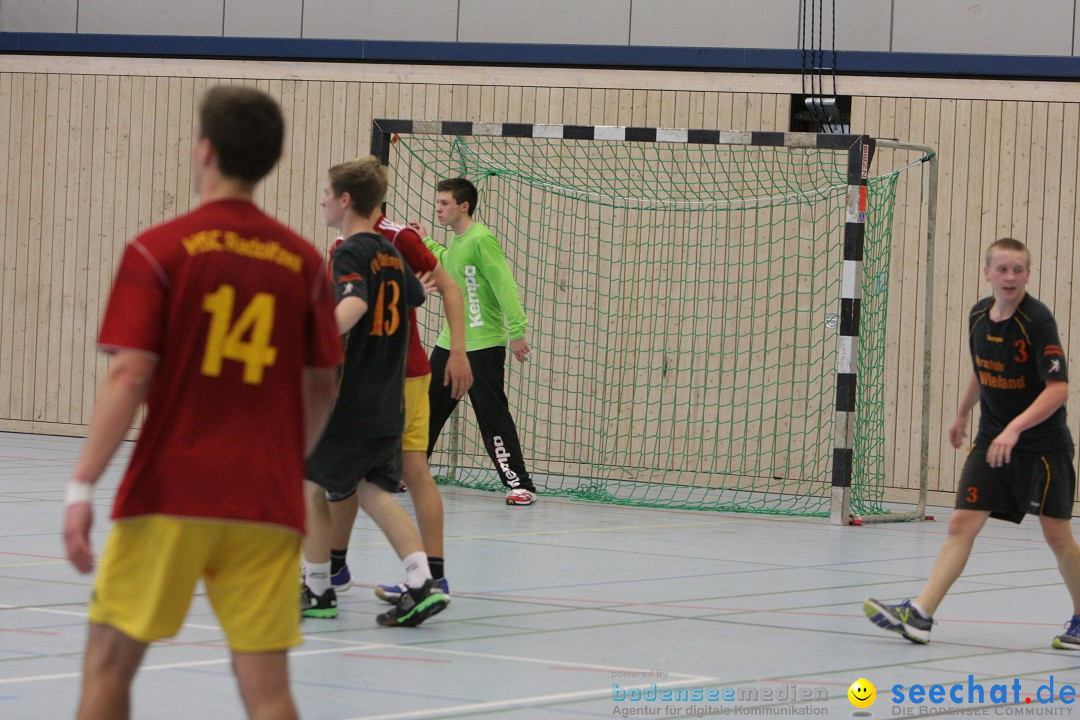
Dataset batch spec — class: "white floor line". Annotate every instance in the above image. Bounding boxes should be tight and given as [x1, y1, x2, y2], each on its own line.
[344, 643, 712, 680]
[0, 642, 389, 686]
[342, 677, 718, 720]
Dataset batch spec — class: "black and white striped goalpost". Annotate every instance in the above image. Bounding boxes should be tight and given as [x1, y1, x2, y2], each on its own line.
[371, 120, 878, 525]
[832, 136, 873, 526]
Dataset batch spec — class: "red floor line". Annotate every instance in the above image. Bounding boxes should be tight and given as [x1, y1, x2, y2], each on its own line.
[760, 678, 851, 687]
[154, 639, 229, 649]
[463, 591, 1061, 626]
[0, 551, 68, 560]
[341, 653, 451, 663]
[0, 455, 76, 463]
[0, 628, 62, 636]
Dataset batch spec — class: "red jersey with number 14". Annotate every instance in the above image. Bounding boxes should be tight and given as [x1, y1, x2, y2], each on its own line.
[98, 199, 342, 533]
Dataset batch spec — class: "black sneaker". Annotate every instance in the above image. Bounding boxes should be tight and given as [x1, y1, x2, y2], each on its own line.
[376, 579, 447, 627]
[302, 584, 338, 619]
[864, 598, 932, 644]
[375, 577, 450, 605]
[1052, 614, 1080, 650]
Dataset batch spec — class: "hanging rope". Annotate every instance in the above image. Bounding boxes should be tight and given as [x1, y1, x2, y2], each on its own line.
[799, 0, 841, 133]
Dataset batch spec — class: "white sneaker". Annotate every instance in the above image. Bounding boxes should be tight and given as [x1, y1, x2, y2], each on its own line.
[505, 488, 537, 505]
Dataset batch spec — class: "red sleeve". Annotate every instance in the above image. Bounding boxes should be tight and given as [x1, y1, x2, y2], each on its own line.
[306, 258, 344, 368]
[389, 225, 438, 275]
[327, 236, 344, 281]
[97, 240, 168, 357]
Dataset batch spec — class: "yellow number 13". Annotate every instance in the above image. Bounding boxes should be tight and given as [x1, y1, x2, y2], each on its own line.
[201, 284, 278, 385]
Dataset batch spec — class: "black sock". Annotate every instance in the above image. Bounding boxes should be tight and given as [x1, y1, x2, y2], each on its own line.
[428, 557, 445, 580]
[330, 549, 348, 575]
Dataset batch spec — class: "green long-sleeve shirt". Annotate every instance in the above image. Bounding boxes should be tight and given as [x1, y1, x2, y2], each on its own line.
[423, 222, 528, 351]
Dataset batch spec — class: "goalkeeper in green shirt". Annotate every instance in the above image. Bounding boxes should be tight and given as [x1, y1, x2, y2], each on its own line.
[410, 177, 537, 505]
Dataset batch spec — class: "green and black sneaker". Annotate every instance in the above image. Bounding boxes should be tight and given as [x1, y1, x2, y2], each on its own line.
[864, 598, 932, 644]
[376, 579, 447, 627]
[302, 584, 338, 619]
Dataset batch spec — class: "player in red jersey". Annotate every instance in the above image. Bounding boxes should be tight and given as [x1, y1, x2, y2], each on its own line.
[62, 86, 342, 720]
[325, 213, 472, 603]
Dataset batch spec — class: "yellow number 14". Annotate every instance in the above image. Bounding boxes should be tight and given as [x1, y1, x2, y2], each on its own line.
[201, 284, 278, 385]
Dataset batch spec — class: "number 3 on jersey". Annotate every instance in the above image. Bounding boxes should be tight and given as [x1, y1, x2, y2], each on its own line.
[201, 284, 278, 384]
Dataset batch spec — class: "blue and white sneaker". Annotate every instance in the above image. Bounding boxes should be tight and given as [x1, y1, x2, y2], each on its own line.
[1053, 614, 1080, 650]
[376, 577, 450, 605]
[331, 564, 352, 593]
[864, 598, 933, 644]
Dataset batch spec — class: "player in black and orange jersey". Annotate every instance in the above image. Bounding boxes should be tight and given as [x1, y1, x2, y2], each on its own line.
[865, 238, 1080, 650]
[325, 212, 472, 604]
[62, 86, 342, 720]
[302, 156, 449, 627]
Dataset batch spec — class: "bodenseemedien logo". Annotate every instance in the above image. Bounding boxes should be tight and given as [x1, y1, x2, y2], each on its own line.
[610, 680, 830, 717]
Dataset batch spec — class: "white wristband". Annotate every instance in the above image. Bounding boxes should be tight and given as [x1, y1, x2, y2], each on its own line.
[65, 480, 93, 505]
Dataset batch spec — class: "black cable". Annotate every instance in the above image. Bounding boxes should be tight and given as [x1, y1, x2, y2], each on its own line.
[830, 0, 839, 132]
[799, 0, 845, 133]
[812, 0, 816, 132]
[799, 0, 808, 100]
[831, 0, 838, 101]
[819, 0, 829, 132]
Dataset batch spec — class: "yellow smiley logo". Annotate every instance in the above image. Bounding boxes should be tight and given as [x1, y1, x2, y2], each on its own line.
[848, 678, 876, 708]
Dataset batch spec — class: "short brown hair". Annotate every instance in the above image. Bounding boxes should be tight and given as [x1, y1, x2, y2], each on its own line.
[436, 177, 479, 216]
[327, 157, 387, 217]
[198, 86, 284, 184]
[985, 237, 1031, 269]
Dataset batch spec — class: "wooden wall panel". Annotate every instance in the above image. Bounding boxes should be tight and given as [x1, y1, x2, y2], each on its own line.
[854, 90, 1080, 506]
[4, 55, 1080, 506]
[0, 73, 11, 420]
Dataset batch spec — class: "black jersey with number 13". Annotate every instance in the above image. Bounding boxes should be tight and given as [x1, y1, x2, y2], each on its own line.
[325, 232, 425, 438]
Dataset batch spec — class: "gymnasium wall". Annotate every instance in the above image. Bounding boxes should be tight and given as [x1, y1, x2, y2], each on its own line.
[1, 54, 1079, 507]
[2, 0, 1079, 57]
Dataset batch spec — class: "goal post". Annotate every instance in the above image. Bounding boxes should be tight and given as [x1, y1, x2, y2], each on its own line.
[855, 138, 938, 525]
[371, 119, 935, 524]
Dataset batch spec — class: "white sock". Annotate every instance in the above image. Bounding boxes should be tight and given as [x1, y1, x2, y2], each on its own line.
[910, 600, 930, 618]
[306, 561, 331, 595]
[403, 551, 432, 589]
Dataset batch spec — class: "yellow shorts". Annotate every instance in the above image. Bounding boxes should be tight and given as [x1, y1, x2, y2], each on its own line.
[402, 374, 431, 452]
[89, 515, 302, 652]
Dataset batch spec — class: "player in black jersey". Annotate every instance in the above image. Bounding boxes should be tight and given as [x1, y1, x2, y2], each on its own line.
[865, 238, 1080, 649]
[302, 157, 448, 627]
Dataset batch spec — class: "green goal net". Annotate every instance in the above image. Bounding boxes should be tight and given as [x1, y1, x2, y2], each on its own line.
[381, 125, 905, 518]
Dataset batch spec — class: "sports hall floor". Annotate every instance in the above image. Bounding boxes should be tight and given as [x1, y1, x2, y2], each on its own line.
[2, 431, 1079, 719]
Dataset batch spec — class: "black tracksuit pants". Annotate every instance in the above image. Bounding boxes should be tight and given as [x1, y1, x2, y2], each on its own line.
[427, 345, 534, 492]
